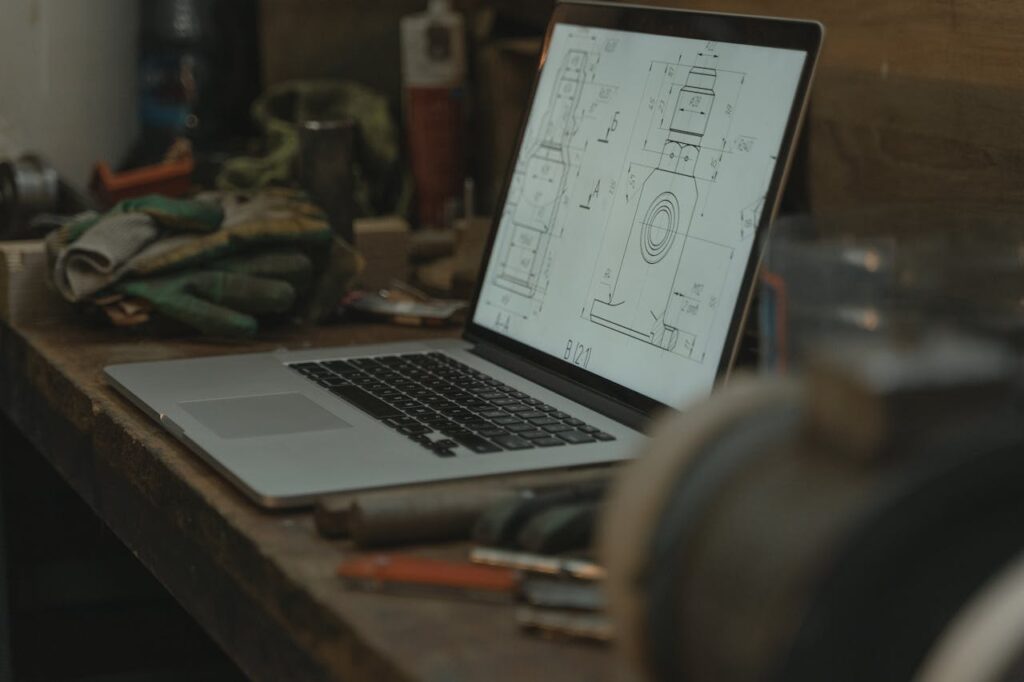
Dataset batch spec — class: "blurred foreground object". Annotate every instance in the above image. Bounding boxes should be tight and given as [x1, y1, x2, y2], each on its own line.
[601, 332, 1024, 682]
[45, 190, 362, 336]
[760, 205, 1024, 370]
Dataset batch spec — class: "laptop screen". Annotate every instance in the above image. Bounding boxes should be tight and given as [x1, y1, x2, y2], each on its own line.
[472, 22, 808, 408]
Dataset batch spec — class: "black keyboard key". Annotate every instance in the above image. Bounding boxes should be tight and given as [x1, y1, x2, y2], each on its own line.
[552, 411, 571, 420]
[529, 417, 559, 426]
[390, 416, 419, 426]
[593, 432, 616, 441]
[480, 409, 508, 419]
[464, 420, 494, 431]
[330, 385, 402, 419]
[441, 407, 472, 418]
[477, 391, 506, 400]
[504, 404, 533, 413]
[406, 407, 437, 418]
[537, 405, 557, 412]
[542, 423, 573, 433]
[421, 418, 453, 429]
[316, 376, 348, 387]
[578, 425, 599, 433]
[520, 430, 549, 440]
[477, 427, 508, 438]
[409, 390, 436, 400]
[558, 430, 596, 444]
[492, 435, 533, 450]
[517, 410, 547, 419]
[451, 432, 501, 453]
[399, 424, 432, 435]
[532, 437, 566, 447]
[405, 354, 433, 365]
[493, 416, 526, 426]
[491, 398, 518, 406]
[506, 423, 535, 433]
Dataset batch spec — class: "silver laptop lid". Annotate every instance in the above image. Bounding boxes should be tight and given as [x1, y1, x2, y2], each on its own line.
[465, 2, 822, 413]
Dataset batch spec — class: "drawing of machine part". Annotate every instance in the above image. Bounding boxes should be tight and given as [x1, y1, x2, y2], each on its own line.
[495, 50, 587, 297]
[591, 67, 716, 351]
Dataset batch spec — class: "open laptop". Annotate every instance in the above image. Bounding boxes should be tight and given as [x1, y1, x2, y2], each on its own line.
[105, 1, 822, 508]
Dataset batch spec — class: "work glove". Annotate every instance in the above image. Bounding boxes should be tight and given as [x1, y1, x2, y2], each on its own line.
[115, 250, 315, 337]
[48, 195, 225, 301]
[49, 188, 363, 336]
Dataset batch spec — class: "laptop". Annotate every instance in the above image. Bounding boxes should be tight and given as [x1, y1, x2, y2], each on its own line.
[105, 1, 822, 508]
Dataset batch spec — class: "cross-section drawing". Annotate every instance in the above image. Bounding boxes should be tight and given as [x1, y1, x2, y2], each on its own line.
[494, 50, 588, 298]
[590, 65, 716, 351]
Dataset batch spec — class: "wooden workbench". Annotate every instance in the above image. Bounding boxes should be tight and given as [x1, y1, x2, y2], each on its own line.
[0, 316, 626, 681]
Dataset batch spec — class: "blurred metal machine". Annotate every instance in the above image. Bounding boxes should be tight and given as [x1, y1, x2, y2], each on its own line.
[601, 333, 1024, 682]
[0, 155, 60, 240]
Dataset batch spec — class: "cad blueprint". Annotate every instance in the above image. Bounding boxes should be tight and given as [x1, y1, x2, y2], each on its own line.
[474, 24, 806, 407]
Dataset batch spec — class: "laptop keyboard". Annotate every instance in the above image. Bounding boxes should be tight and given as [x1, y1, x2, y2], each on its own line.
[287, 352, 614, 457]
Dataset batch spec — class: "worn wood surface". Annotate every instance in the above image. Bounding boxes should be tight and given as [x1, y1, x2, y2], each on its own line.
[0, 316, 627, 682]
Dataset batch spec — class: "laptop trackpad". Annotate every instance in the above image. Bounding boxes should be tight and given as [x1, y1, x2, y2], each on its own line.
[179, 393, 352, 439]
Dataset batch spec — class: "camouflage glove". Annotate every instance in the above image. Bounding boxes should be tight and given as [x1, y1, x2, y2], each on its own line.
[115, 250, 314, 337]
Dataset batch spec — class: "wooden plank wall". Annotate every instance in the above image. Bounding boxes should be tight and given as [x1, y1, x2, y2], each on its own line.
[264, 0, 1024, 218]
[622, 0, 1024, 214]
[261, 0, 427, 106]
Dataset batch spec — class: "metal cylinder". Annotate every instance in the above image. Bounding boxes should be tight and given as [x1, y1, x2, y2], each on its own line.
[298, 119, 356, 245]
[0, 155, 60, 239]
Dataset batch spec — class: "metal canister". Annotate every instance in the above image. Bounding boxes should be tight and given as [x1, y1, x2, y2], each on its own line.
[0, 155, 60, 239]
[298, 119, 356, 244]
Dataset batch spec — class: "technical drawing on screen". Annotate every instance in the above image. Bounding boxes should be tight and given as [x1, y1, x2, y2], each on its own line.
[474, 23, 807, 407]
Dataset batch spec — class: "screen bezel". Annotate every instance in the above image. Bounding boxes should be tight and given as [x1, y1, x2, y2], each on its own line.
[464, 1, 823, 417]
